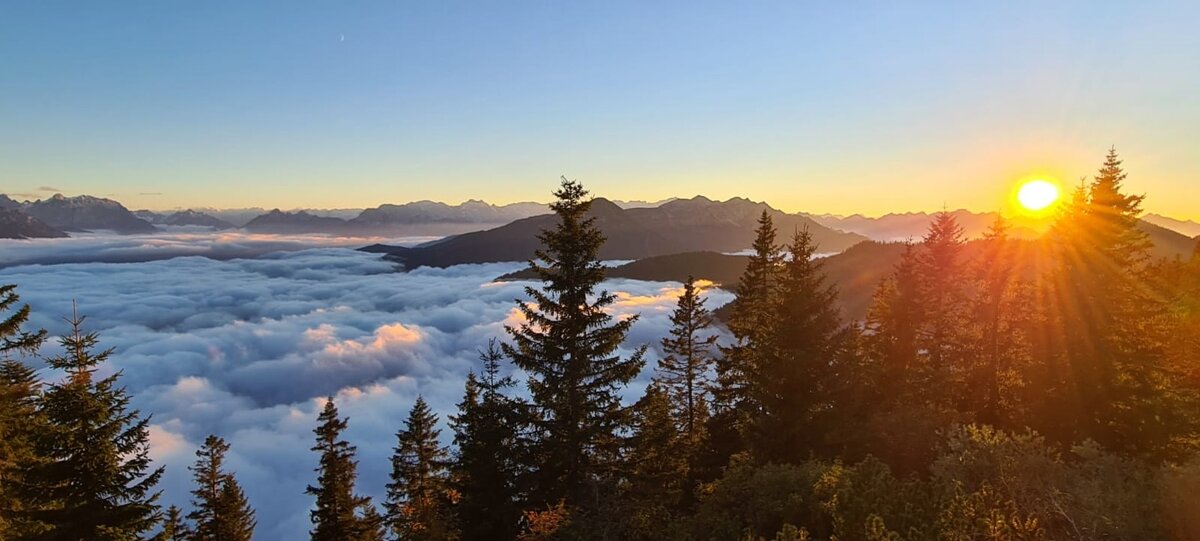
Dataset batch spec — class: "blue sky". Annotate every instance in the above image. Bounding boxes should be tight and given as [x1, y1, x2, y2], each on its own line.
[2, 1, 1197, 217]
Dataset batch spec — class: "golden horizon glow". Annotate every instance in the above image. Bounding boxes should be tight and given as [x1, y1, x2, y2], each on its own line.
[1016, 179, 1061, 213]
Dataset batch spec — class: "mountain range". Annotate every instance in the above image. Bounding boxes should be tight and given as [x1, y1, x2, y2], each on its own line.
[0, 207, 69, 239]
[134, 209, 236, 230]
[363, 196, 869, 268]
[0, 194, 157, 236]
[1144, 213, 1200, 238]
[241, 200, 551, 235]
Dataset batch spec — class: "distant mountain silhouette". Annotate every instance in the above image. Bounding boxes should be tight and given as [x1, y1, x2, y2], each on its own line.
[241, 210, 350, 234]
[0, 207, 69, 239]
[497, 241, 908, 321]
[365, 196, 869, 268]
[20, 194, 157, 234]
[351, 200, 547, 227]
[1143, 213, 1200, 238]
[805, 210, 1041, 241]
[134, 209, 235, 230]
[0, 194, 21, 210]
[1138, 220, 1199, 260]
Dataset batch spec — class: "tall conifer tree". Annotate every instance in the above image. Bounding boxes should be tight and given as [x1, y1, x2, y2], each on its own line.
[387, 396, 455, 541]
[503, 178, 646, 506]
[1051, 149, 1191, 457]
[151, 506, 190, 541]
[712, 211, 781, 464]
[307, 399, 378, 541]
[450, 341, 522, 541]
[914, 211, 969, 399]
[622, 385, 688, 536]
[750, 228, 845, 463]
[654, 276, 718, 451]
[32, 308, 163, 539]
[187, 435, 256, 541]
[0, 286, 47, 539]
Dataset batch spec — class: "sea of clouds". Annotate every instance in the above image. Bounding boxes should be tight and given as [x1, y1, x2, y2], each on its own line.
[0, 232, 733, 539]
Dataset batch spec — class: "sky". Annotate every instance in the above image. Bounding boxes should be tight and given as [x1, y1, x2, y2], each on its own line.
[2, 1, 1198, 219]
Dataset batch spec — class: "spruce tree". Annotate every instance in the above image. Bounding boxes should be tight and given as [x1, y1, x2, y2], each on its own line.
[622, 385, 688, 537]
[914, 211, 969, 399]
[187, 435, 256, 541]
[0, 286, 47, 539]
[1, 285, 47, 356]
[386, 396, 455, 541]
[654, 275, 718, 451]
[1050, 149, 1190, 457]
[502, 177, 646, 506]
[450, 341, 522, 541]
[151, 506, 190, 541]
[0, 358, 46, 539]
[308, 399, 377, 541]
[965, 216, 1034, 427]
[711, 210, 781, 465]
[750, 228, 845, 463]
[865, 243, 923, 401]
[863, 244, 947, 473]
[31, 307, 163, 540]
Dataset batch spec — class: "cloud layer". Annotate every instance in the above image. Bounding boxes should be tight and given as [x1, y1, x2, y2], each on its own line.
[0, 230, 436, 268]
[0, 240, 732, 538]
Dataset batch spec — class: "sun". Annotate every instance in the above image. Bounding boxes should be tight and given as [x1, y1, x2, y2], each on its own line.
[1016, 179, 1061, 212]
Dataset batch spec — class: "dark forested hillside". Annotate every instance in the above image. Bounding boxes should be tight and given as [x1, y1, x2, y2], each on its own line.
[366, 194, 867, 268]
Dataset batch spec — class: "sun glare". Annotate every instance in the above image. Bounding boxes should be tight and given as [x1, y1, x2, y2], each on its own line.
[1016, 179, 1061, 212]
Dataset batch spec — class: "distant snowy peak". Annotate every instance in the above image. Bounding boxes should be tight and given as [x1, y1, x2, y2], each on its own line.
[0, 207, 68, 239]
[20, 194, 156, 234]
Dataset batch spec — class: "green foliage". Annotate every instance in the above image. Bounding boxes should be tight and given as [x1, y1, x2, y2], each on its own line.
[151, 506, 191, 541]
[387, 396, 456, 541]
[307, 399, 380, 541]
[749, 228, 847, 464]
[503, 177, 646, 506]
[187, 435, 256, 541]
[656, 275, 718, 460]
[30, 309, 163, 540]
[450, 340, 523, 541]
[621, 385, 690, 540]
[1047, 149, 1194, 459]
[716, 211, 782, 455]
[691, 455, 826, 540]
[0, 285, 50, 539]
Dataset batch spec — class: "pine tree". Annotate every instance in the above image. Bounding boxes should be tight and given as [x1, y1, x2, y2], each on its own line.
[187, 435, 256, 541]
[749, 228, 846, 463]
[502, 177, 646, 506]
[654, 275, 718, 452]
[151, 506, 190, 541]
[712, 210, 781, 465]
[387, 396, 456, 541]
[450, 340, 522, 541]
[31, 306, 163, 540]
[308, 398, 378, 541]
